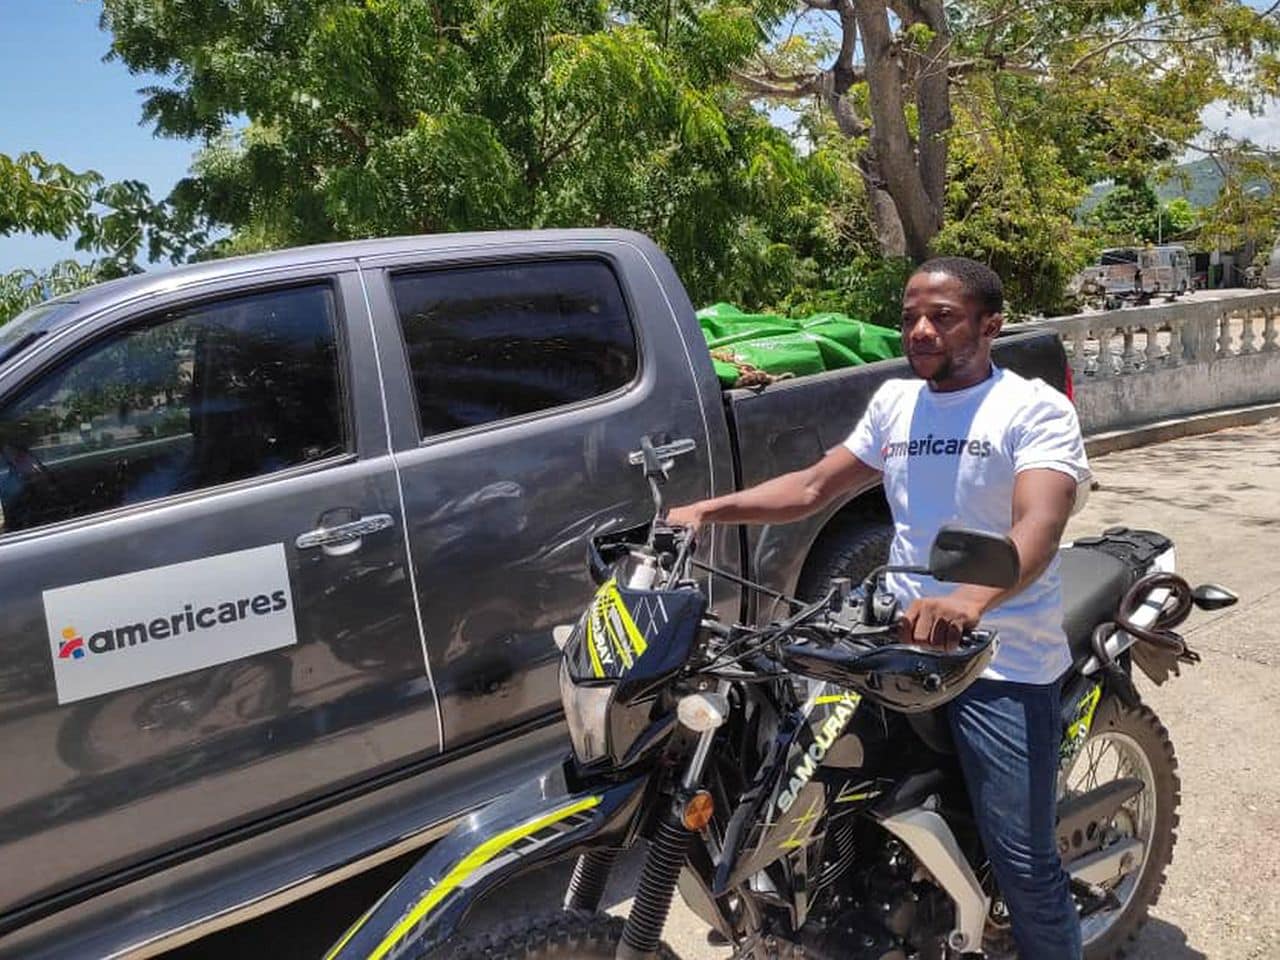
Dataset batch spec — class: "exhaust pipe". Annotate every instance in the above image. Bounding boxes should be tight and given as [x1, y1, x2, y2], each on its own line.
[1068, 838, 1145, 887]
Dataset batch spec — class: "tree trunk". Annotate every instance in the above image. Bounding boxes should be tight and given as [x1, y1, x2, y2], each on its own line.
[847, 0, 948, 261]
[912, 0, 951, 220]
[858, 152, 908, 257]
[821, 4, 909, 258]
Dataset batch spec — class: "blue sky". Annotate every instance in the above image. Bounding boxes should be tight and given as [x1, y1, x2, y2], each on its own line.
[2, 2, 1277, 275]
[0, 0, 195, 273]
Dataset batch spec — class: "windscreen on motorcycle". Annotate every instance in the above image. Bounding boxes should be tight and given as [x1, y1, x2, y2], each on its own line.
[562, 578, 705, 692]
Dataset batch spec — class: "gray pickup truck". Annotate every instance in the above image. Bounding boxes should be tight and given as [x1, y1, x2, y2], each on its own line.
[0, 230, 1068, 958]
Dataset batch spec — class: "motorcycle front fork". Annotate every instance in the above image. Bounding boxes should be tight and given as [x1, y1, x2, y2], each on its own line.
[563, 698, 725, 960]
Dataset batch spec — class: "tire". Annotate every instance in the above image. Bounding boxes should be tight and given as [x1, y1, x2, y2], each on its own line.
[796, 513, 895, 601]
[425, 910, 681, 960]
[1067, 697, 1180, 960]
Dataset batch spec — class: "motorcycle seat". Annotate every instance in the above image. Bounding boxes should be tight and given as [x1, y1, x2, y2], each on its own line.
[1058, 546, 1136, 666]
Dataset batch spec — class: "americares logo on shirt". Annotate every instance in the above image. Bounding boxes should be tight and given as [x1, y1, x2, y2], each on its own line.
[843, 368, 1090, 685]
[881, 435, 994, 460]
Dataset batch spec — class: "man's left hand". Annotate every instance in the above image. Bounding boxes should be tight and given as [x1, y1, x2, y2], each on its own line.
[900, 594, 986, 649]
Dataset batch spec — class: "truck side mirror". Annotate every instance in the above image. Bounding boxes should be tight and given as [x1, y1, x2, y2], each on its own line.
[928, 526, 1020, 590]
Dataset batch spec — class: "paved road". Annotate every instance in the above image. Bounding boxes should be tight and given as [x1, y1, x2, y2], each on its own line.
[169, 419, 1280, 959]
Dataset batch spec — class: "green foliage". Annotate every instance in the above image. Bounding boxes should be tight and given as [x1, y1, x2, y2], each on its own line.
[8, 0, 1280, 327]
[0, 151, 208, 323]
[923, 74, 1094, 315]
[1191, 144, 1279, 253]
[746, 0, 1280, 309]
[1087, 180, 1201, 245]
[98, 0, 856, 308]
[767, 257, 911, 330]
[0, 260, 106, 325]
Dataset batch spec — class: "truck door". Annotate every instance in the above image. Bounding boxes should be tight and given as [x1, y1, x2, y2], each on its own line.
[0, 268, 438, 918]
[359, 246, 716, 750]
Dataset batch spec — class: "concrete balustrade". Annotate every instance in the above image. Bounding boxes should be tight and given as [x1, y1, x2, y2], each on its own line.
[1036, 291, 1280, 435]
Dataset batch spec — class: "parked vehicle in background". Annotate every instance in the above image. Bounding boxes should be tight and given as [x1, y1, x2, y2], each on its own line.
[0, 230, 1070, 960]
[1075, 245, 1193, 308]
[1259, 243, 1280, 289]
[1144, 245, 1193, 296]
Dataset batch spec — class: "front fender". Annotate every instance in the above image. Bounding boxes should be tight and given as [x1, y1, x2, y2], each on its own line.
[326, 762, 649, 960]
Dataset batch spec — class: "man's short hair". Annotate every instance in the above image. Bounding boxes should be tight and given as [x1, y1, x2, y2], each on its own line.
[915, 257, 1003, 317]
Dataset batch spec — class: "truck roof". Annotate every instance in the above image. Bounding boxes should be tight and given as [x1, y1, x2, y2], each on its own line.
[30, 229, 656, 325]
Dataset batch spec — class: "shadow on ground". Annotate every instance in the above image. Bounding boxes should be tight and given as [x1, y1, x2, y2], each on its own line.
[1127, 917, 1209, 959]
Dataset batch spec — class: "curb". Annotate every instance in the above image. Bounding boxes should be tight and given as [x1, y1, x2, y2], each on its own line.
[1085, 402, 1280, 457]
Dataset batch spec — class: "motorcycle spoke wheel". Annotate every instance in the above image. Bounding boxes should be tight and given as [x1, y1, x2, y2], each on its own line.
[1058, 698, 1179, 960]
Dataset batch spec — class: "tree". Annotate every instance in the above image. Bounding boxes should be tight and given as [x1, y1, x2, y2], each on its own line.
[1087, 179, 1200, 246]
[0, 151, 206, 321]
[98, 0, 863, 309]
[736, 0, 1280, 266]
[1191, 138, 1280, 255]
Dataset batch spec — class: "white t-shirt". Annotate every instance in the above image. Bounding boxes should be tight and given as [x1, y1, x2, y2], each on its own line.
[843, 366, 1090, 684]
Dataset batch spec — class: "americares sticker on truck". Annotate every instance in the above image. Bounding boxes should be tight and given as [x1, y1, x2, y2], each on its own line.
[44, 544, 298, 705]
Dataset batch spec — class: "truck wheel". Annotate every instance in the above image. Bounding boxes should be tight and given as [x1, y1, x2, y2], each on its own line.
[796, 514, 894, 601]
[424, 911, 681, 959]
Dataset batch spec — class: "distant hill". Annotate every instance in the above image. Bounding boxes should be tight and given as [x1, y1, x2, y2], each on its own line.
[1081, 157, 1269, 216]
[1154, 158, 1226, 207]
[1080, 158, 1225, 215]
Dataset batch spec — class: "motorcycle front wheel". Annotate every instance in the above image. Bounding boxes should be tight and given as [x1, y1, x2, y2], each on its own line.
[1064, 696, 1180, 960]
[421, 910, 682, 960]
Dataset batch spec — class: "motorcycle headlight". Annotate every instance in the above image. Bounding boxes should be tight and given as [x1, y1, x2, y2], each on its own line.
[559, 660, 615, 764]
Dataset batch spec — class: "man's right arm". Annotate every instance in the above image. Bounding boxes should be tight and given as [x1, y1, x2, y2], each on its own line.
[667, 447, 880, 531]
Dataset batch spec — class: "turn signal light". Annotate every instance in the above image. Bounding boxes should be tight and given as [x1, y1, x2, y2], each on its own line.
[682, 790, 715, 831]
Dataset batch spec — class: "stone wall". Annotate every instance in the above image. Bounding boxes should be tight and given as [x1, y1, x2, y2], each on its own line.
[1036, 291, 1280, 435]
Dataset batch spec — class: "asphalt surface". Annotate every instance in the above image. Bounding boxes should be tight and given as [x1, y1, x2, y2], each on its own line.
[168, 418, 1280, 960]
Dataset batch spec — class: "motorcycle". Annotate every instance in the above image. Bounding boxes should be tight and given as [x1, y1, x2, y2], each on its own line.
[326, 436, 1236, 960]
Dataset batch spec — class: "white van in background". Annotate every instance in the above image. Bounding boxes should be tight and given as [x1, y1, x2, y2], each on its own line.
[1075, 244, 1192, 307]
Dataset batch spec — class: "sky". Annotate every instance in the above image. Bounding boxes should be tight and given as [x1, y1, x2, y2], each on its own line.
[1, 1, 1278, 275]
[0, 0, 194, 273]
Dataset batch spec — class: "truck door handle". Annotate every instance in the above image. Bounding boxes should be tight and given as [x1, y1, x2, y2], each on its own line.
[627, 438, 697, 467]
[296, 514, 395, 554]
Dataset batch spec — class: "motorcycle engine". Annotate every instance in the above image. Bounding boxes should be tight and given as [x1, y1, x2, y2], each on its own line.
[800, 833, 952, 960]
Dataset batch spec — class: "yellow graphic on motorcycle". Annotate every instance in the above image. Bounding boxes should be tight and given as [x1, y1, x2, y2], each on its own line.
[1060, 683, 1102, 761]
[562, 578, 706, 683]
[564, 579, 651, 680]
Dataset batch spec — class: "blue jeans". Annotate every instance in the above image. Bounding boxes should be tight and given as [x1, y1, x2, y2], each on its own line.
[948, 678, 1082, 960]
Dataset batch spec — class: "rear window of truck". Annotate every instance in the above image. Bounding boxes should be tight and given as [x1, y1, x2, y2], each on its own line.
[390, 260, 638, 439]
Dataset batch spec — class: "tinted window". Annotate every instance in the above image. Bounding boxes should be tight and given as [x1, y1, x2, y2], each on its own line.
[0, 284, 346, 534]
[391, 261, 638, 438]
[1100, 249, 1138, 265]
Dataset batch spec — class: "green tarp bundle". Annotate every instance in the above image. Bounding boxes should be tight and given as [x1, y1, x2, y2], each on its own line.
[696, 303, 903, 388]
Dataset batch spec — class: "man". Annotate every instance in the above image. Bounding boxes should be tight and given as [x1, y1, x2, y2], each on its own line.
[668, 257, 1089, 959]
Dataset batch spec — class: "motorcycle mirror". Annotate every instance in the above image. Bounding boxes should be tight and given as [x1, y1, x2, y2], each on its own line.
[1191, 583, 1238, 611]
[927, 526, 1020, 589]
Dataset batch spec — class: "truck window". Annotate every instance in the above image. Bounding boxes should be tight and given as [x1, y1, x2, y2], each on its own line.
[0, 284, 347, 535]
[390, 260, 638, 438]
